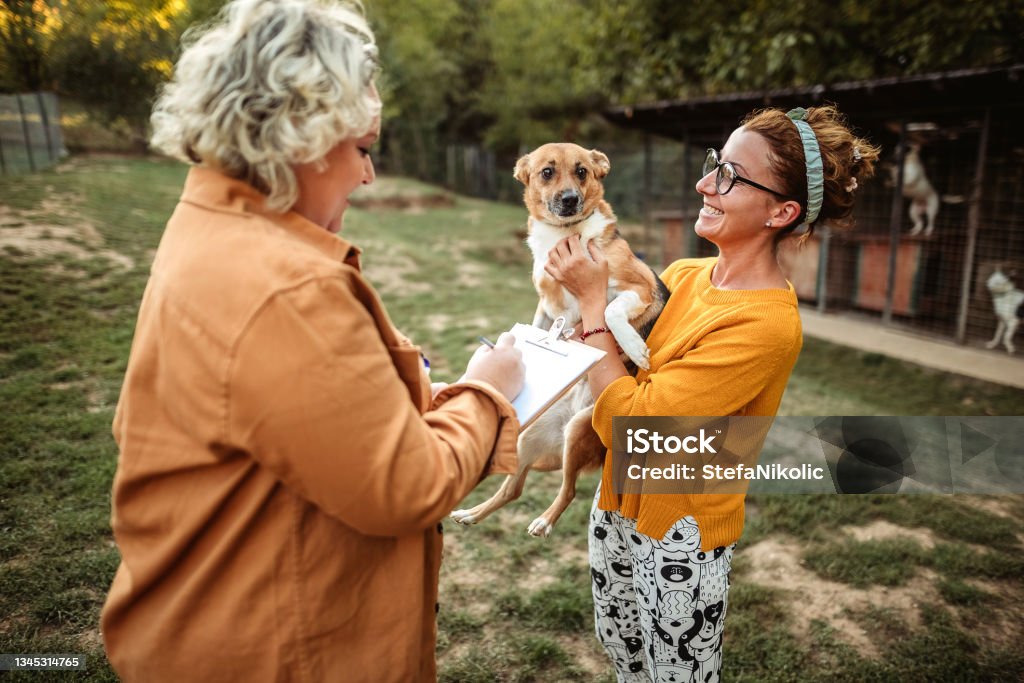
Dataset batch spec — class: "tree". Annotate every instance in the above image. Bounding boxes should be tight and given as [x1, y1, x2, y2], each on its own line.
[474, 0, 604, 150]
[585, 0, 1024, 102]
[366, 0, 461, 178]
[47, 0, 191, 144]
[0, 0, 62, 91]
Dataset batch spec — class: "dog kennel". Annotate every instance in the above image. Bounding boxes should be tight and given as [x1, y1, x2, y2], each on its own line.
[603, 65, 1024, 350]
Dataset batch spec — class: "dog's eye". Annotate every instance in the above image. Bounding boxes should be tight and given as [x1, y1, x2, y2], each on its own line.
[576, 167, 587, 181]
[541, 167, 554, 180]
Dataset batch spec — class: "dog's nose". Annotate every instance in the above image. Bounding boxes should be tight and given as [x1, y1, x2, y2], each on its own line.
[557, 191, 580, 215]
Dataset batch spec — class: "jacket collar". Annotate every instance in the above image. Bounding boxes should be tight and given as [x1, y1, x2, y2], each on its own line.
[180, 165, 362, 271]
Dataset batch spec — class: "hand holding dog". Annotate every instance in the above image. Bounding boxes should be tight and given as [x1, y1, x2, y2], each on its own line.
[545, 235, 609, 308]
[462, 332, 525, 401]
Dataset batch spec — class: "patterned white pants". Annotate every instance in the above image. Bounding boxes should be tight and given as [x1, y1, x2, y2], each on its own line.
[589, 491, 735, 683]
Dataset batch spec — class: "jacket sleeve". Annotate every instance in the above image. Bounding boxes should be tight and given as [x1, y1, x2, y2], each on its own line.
[226, 274, 519, 536]
[592, 309, 798, 449]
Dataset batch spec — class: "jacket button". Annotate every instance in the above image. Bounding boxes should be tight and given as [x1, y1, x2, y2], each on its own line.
[437, 523, 443, 534]
[434, 602, 440, 614]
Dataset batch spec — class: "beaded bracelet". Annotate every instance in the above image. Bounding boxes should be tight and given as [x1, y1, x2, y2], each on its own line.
[578, 327, 610, 342]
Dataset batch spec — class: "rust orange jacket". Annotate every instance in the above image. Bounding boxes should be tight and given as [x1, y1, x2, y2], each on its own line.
[101, 167, 520, 682]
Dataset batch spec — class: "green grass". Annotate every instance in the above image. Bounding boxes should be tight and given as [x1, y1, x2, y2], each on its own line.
[1, 156, 1023, 682]
[937, 578, 993, 607]
[743, 494, 1022, 550]
[802, 536, 1024, 589]
[802, 539, 926, 588]
[781, 337, 1024, 416]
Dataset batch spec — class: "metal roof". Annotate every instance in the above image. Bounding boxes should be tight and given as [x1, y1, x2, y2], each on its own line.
[603, 64, 1024, 144]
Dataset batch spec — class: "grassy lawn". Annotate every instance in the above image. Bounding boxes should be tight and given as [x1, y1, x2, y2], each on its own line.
[1, 157, 1022, 681]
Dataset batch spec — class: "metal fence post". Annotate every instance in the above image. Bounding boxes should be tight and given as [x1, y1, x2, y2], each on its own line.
[643, 131, 652, 256]
[955, 108, 992, 344]
[15, 93, 37, 172]
[680, 131, 691, 261]
[36, 91, 56, 163]
[883, 121, 907, 325]
[444, 145, 452, 189]
[816, 226, 830, 313]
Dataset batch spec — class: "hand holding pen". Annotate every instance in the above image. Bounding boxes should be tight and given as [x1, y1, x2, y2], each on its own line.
[462, 332, 524, 401]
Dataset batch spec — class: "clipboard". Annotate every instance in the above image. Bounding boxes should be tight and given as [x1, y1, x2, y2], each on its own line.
[508, 317, 606, 431]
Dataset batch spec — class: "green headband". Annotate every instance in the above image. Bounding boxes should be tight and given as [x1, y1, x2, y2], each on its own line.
[786, 107, 823, 226]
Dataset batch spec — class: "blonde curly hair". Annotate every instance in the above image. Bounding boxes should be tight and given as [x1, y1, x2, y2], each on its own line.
[150, 0, 381, 212]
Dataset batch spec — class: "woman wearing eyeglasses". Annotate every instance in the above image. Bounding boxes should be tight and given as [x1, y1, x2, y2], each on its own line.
[545, 105, 879, 682]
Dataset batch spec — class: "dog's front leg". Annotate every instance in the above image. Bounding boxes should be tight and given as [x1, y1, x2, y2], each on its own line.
[985, 319, 1006, 349]
[604, 291, 651, 369]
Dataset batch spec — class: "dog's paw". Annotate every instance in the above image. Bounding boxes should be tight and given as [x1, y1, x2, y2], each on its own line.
[620, 336, 651, 370]
[450, 509, 476, 526]
[527, 517, 552, 538]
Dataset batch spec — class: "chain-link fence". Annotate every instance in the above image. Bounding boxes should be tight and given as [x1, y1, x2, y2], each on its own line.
[0, 92, 66, 175]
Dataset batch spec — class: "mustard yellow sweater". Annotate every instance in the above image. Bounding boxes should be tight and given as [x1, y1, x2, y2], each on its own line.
[593, 257, 802, 549]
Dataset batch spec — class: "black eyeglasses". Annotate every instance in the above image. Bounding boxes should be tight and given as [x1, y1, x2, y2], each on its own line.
[702, 148, 791, 199]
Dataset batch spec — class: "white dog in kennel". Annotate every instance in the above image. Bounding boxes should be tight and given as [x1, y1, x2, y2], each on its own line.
[984, 268, 1023, 354]
[902, 144, 940, 237]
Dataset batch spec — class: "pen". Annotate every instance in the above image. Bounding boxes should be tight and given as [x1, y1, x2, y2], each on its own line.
[478, 336, 496, 348]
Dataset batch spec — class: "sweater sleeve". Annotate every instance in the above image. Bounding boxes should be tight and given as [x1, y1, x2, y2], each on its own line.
[592, 306, 798, 449]
[226, 274, 519, 536]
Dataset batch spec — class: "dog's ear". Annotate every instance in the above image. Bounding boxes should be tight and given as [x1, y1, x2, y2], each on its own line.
[514, 154, 531, 185]
[590, 149, 610, 179]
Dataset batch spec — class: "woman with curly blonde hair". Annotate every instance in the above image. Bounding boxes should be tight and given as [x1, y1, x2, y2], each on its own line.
[101, 1, 524, 680]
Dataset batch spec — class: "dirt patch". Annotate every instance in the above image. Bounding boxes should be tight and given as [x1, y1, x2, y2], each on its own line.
[0, 612, 31, 637]
[557, 634, 608, 677]
[47, 381, 109, 414]
[436, 640, 471, 665]
[360, 251, 430, 295]
[87, 388, 110, 414]
[424, 313, 453, 333]
[955, 495, 1021, 521]
[841, 520, 938, 549]
[441, 532, 488, 590]
[463, 316, 497, 337]
[348, 177, 452, 204]
[557, 542, 589, 566]
[456, 261, 487, 288]
[76, 627, 104, 650]
[350, 195, 455, 210]
[958, 577, 1024, 650]
[741, 537, 941, 657]
[0, 202, 134, 270]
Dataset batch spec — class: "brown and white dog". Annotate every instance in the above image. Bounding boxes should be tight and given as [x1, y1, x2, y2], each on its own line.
[451, 143, 669, 537]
